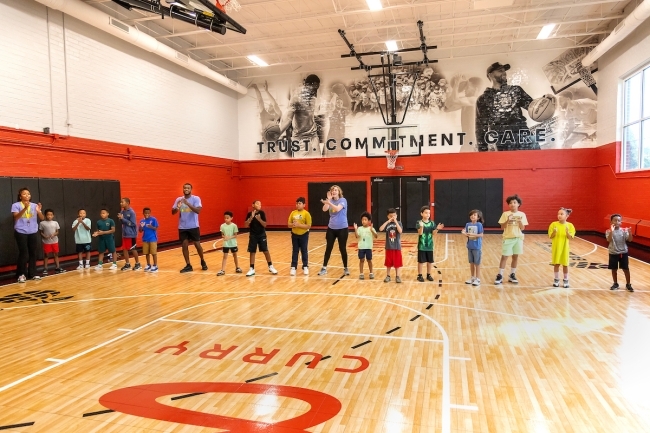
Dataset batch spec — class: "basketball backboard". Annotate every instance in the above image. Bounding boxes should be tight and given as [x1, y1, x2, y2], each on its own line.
[366, 124, 421, 157]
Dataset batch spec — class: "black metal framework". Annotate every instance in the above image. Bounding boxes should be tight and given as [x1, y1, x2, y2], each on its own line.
[339, 21, 436, 131]
[111, 0, 247, 35]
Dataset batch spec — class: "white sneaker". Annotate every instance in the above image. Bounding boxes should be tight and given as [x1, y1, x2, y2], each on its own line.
[317, 267, 327, 276]
[246, 268, 255, 277]
[303, 267, 309, 275]
[465, 278, 475, 284]
[290, 267, 296, 276]
[18, 275, 26, 283]
[472, 279, 481, 286]
[76, 264, 84, 270]
[269, 265, 278, 275]
[143, 265, 152, 272]
[343, 268, 350, 276]
[95, 264, 103, 271]
[84, 264, 91, 269]
[109, 263, 118, 270]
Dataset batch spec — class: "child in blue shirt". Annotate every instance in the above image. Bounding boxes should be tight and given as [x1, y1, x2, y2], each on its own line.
[461, 209, 484, 286]
[139, 207, 159, 272]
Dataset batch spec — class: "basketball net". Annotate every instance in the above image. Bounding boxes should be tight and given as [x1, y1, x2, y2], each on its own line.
[216, 0, 241, 13]
[386, 150, 399, 169]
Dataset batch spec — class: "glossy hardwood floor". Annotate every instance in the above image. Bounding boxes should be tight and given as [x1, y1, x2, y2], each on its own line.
[0, 231, 648, 432]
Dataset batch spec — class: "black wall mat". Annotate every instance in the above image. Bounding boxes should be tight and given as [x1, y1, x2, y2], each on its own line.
[0, 178, 18, 267]
[433, 180, 452, 225]
[434, 178, 503, 228]
[38, 179, 67, 256]
[450, 180, 469, 227]
[485, 178, 504, 228]
[308, 182, 367, 227]
[403, 177, 430, 230]
[467, 179, 487, 221]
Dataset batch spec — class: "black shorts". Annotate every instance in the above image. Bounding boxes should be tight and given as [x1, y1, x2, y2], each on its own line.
[76, 243, 91, 253]
[248, 234, 268, 253]
[418, 250, 434, 263]
[358, 249, 373, 260]
[223, 246, 238, 253]
[179, 228, 200, 242]
[608, 253, 629, 270]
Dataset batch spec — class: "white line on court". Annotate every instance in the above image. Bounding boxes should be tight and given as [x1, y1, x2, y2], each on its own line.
[117, 328, 134, 332]
[308, 243, 327, 253]
[45, 358, 65, 363]
[450, 404, 479, 411]
[450, 357, 471, 361]
[160, 319, 444, 343]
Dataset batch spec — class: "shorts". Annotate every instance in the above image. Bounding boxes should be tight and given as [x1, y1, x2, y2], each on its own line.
[358, 249, 373, 260]
[179, 228, 201, 242]
[122, 237, 137, 250]
[143, 242, 158, 255]
[501, 238, 524, 256]
[468, 249, 482, 265]
[43, 243, 59, 254]
[223, 246, 238, 253]
[418, 250, 433, 263]
[608, 253, 629, 270]
[76, 243, 91, 253]
[97, 236, 116, 253]
[384, 249, 403, 268]
[248, 234, 268, 253]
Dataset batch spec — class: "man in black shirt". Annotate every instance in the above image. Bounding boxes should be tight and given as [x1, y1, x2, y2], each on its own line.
[245, 200, 278, 276]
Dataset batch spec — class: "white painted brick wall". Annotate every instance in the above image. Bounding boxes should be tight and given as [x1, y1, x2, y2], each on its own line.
[0, 0, 239, 159]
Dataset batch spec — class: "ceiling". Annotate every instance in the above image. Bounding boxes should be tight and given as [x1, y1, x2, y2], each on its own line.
[83, 0, 635, 82]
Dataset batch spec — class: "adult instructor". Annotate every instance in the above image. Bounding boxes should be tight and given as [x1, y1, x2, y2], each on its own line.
[172, 183, 207, 273]
[11, 187, 44, 283]
[317, 185, 349, 276]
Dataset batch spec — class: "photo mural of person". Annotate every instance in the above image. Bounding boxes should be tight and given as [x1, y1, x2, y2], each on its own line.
[251, 82, 283, 160]
[326, 82, 352, 157]
[444, 74, 483, 152]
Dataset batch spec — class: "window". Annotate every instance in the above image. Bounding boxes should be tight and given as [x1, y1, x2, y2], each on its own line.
[622, 65, 650, 171]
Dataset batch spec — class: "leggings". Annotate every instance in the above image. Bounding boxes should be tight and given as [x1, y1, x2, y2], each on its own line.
[323, 227, 348, 268]
[15, 231, 38, 279]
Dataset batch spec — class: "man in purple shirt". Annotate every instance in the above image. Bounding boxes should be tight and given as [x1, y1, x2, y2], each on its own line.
[172, 183, 207, 273]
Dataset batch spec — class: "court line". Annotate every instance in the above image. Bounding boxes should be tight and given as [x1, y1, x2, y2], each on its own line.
[450, 404, 479, 411]
[160, 319, 444, 343]
[308, 243, 327, 253]
[45, 358, 65, 363]
[450, 357, 471, 361]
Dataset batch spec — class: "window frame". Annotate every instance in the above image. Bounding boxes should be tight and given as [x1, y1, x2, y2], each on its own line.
[620, 63, 650, 172]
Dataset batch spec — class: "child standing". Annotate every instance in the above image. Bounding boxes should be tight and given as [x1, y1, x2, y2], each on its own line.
[217, 211, 242, 276]
[354, 212, 378, 279]
[462, 209, 484, 286]
[496, 194, 528, 285]
[245, 201, 278, 276]
[548, 208, 576, 288]
[93, 208, 118, 270]
[379, 208, 403, 283]
[416, 206, 444, 282]
[72, 209, 92, 269]
[139, 207, 159, 272]
[39, 209, 65, 275]
[606, 214, 634, 292]
[118, 198, 141, 271]
[288, 197, 312, 276]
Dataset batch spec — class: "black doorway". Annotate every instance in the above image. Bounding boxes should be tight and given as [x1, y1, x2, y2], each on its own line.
[371, 176, 430, 231]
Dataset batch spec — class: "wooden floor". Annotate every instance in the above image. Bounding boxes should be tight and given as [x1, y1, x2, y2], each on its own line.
[1, 231, 649, 432]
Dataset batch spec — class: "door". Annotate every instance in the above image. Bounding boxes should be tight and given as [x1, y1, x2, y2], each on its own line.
[370, 177, 400, 224]
[371, 176, 430, 231]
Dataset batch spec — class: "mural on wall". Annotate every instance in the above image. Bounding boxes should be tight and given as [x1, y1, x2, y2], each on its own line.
[241, 48, 598, 160]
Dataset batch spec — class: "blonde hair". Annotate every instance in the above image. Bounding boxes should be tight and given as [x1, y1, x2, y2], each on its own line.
[330, 185, 344, 197]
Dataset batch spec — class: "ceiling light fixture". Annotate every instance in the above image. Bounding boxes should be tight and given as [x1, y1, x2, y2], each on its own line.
[385, 40, 398, 52]
[366, 0, 382, 11]
[537, 23, 556, 39]
[247, 55, 268, 67]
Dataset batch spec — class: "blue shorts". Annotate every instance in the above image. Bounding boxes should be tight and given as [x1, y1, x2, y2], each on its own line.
[468, 249, 482, 264]
[358, 249, 373, 260]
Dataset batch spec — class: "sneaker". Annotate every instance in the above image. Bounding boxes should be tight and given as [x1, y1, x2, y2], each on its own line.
[246, 268, 255, 277]
[396, 276, 402, 283]
[32, 276, 41, 281]
[426, 274, 434, 282]
[201, 260, 208, 271]
[317, 267, 327, 276]
[417, 275, 425, 282]
[369, 273, 375, 280]
[384, 276, 391, 283]
[180, 264, 193, 273]
[236, 267, 243, 273]
[626, 283, 634, 292]
[553, 279, 560, 288]
[610, 283, 619, 290]
[85, 264, 91, 269]
[55, 268, 66, 274]
[343, 268, 350, 276]
[472, 278, 480, 286]
[269, 265, 278, 275]
[303, 267, 309, 275]
[495, 274, 503, 285]
[143, 265, 152, 272]
[563, 279, 570, 288]
[76, 264, 84, 270]
[359, 274, 365, 280]
[109, 263, 118, 270]
[95, 264, 104, 271]
[508, 273, 518, 283]
[290, 267, 296, 276]
[150, 266, 158, 272]
[133, 263, 142, 271]
[121, 264, 132, 271]
[18, 275, 26, 283]
[42, 270, 48, 276]
[217, 270, 225, 276]
[465, 278, 475, 285]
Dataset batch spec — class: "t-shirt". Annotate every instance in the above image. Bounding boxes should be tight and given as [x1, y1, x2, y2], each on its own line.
[465, 222, 484, 250]
[72, 218, 92, 244]
[121, 208, 137, 238]
[498, 211, 528, 239]
[140, 217, 159, 242]
[246, 210, 267, 237]
[328, 198, 348, 230]
[11, 202, 39, 234]
[356, 226, 375, 250]
[221, 222, 238, 248]
[39, 220, 60, 244]
[607, 228, 629, 255]
[173, 195, 202, 229]
[384, 221, 402, 250]
[97, 218, 115, 239]
[416, 220, 435, 252]
[288, 209, 312, 235]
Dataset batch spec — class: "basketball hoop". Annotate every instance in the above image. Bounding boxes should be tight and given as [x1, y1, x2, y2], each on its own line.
[386, 149, 399, 169]
[216, 0, 241, 13]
